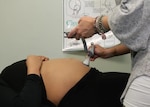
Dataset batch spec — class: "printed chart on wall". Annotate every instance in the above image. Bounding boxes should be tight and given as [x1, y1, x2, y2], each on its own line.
[62, 0, 120, 51]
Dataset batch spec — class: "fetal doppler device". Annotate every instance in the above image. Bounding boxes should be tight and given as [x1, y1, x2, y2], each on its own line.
[81, 38, 94, 66]
[64, 32, 94, 66]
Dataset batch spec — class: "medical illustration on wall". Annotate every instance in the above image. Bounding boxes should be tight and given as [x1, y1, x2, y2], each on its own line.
[63, 0, 120, 51]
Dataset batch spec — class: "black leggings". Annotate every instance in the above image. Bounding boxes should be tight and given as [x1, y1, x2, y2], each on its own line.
[56, 68, 130, 107]
[0, 60, 130, 107]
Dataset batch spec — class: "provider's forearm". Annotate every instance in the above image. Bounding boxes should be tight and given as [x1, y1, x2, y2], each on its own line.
[107, 44, 130, 57]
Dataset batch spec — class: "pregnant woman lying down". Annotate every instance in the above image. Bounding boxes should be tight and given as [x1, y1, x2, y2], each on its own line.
[0, 55, 129, 107]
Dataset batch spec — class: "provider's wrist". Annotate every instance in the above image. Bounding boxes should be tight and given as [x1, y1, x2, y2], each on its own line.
[95, 15, 109, 34]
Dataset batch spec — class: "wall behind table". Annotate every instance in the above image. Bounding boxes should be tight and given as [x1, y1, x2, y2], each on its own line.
[0, 0, 131, 73]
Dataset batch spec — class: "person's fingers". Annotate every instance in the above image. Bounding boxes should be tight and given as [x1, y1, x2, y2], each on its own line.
[68, 27, 77, 38]
[101, 33, 106, 40]
[78, 18, 82, 24]
[75, 34, 81, 40]
[40, 56, 49, 61]
[90, 56, 98, 61]
[44, 57, 49, 61]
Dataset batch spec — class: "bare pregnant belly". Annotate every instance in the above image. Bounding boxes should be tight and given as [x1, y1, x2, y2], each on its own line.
[41, 58, 90, 106]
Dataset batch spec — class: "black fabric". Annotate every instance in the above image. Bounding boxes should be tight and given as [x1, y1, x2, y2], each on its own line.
[57, 68, 129, 107]
[0, 60, 129, 107]
[0, 60, 27, 92]
[0, 74, 43, 107]
[0, 60, 55, 107]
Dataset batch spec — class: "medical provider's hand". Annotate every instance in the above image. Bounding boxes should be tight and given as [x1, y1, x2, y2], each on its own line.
[90, 44, 130, 61]
[90, 44, 115, 61]
[68, 16, 97, 40]
[26, 55, 49, 76]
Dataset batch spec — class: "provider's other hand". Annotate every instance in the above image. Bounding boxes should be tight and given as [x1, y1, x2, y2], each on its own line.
[68, 16, 97, 40]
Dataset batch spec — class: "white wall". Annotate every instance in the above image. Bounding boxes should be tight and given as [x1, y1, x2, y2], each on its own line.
[0, 0, 131, 73]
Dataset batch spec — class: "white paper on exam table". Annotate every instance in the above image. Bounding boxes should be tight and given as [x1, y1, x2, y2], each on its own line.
[62, 31, 121, 52]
